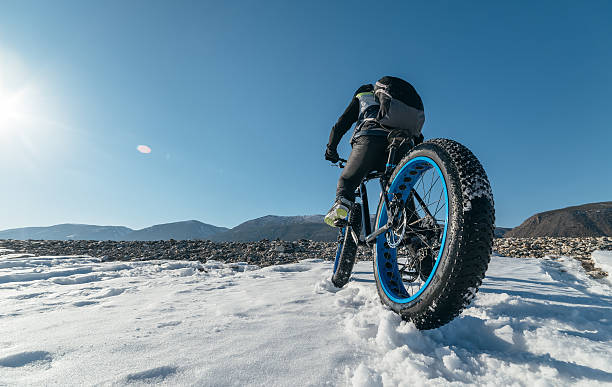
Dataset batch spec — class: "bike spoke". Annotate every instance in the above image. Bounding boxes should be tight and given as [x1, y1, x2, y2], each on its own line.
[433, 189, 444, 218]
[407, 226, 443, 233]
[424, 171, 439, 205]
[425, 196, 444, 212]
[418, 171, 426, 198]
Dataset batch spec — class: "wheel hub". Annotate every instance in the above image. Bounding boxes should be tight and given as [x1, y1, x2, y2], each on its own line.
[386, 198, 407, 248]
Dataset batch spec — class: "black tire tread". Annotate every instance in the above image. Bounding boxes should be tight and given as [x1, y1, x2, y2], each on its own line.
[410, 138, 494, 329]
[332, 204, 362, 288]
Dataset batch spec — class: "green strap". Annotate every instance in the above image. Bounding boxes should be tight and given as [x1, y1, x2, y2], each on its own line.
[355, 91, 374, 99]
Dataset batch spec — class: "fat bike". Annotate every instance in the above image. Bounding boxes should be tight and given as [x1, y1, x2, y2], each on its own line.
[331, 132, 494, 330]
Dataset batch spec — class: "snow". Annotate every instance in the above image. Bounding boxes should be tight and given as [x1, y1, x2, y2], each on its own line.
[461, 178, 493, 212]
[0, 249, 611, 386]
[592, 250, 612, 285]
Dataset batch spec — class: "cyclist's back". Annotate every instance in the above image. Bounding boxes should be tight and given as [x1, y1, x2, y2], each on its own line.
[324, 76, 425, 227]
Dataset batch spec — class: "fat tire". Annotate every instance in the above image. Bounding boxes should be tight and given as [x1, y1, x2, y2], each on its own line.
[332, 204, 362, 288]
[373, 138, 495, 329]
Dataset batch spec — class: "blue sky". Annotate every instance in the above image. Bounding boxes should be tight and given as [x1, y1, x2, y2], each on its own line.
[0, 0, 610, 230]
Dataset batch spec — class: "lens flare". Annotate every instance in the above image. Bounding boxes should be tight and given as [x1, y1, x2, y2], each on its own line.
[137, 145, 151, 154]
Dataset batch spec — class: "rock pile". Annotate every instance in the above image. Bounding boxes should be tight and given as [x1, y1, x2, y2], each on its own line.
[1, 237, 610, 278]
[0, 239, 369, 268]
[494, 237, 612, 278]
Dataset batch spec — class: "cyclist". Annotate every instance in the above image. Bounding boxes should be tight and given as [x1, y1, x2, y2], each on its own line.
[324, 76, 425, 227]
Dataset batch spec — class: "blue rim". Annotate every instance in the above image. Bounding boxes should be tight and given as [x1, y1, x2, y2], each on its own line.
[333, 227, 346, 273]
[375, 156, 449, 304]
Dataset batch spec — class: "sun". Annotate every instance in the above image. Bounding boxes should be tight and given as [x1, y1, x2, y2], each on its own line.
[0, 46, 55, 140]
[0, 48, 66, 158]
[0, 51, 68, 166]
[0, 86, 30, 134]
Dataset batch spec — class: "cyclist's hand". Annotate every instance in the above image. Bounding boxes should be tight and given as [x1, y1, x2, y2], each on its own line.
[325, 147, 340, 163]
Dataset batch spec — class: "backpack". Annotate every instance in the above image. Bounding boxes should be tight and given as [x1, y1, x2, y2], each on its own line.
[373, 76, 425, 138]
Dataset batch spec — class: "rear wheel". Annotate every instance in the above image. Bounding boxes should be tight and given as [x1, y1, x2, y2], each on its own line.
[373, 139, 494, 329]
[332, 203, 362, 288]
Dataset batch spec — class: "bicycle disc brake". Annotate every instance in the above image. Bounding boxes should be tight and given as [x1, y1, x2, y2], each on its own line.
[385, 195, 407, 248]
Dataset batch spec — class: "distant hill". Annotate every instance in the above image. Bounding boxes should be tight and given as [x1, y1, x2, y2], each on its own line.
[210, 215, 338, 242]
[494, 227, 513, 238]
[0, 221, 228, 241]
[0, 224, 133, 241]
[12, 207, 606, 242]
[0, 217, 335, 243]
[505, 202, 612, 238]
[124, 220, 228, 241]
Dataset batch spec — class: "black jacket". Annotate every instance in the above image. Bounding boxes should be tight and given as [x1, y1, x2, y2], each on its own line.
[327, 84, 378, 150]
[327, 80, 425, 150]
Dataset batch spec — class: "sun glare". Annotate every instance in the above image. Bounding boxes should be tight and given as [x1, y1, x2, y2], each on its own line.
[0, 47, 67, 165]
[137, 145, 152, 154]
[0, 86, 32, 133]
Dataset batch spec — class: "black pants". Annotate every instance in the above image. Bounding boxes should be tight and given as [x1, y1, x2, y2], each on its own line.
[336, 136, 390, 202]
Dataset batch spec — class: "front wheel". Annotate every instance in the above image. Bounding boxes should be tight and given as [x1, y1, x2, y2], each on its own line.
[373, 138, 494, 330]
[332, 203, 362, 287]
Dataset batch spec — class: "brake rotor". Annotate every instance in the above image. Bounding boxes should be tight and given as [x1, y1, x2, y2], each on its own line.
[385, 205, 407, 248]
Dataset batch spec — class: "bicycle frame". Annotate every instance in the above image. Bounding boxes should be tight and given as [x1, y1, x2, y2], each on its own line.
[333, 135, 495, 330]
[341, 134, 413, 247]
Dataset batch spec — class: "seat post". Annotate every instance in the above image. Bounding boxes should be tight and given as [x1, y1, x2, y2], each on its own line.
[385, 139, 400, 176]
[384, 130, 415, 176]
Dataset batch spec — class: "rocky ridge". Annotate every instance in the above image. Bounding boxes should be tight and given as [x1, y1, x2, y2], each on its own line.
[0, 239, 368, 267]
[1, 237, 610, 278]
[494, 237, 612, 278]
[505, 201, 612, 238]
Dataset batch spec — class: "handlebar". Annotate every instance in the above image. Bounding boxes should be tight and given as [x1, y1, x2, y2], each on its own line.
[331, 158, 347, 168]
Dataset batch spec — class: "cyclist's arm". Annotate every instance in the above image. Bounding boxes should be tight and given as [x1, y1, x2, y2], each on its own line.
[327, 84, 373, 149]
[327, 97, 359, 150]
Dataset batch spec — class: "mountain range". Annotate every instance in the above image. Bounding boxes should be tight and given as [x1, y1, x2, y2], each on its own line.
[124, 221, 228, 241]
[0, 216, 340, 242]
[0, 221, 228, 242]
[504, 201, 612, 238]
[209, 215, 338, 242]
[0, 224, 133, 241]
[1, 201, 610, 241]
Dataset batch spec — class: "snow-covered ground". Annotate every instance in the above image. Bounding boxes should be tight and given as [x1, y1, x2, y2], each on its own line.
[593, 250, 612, 286]
[0, 247, 611, 386]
